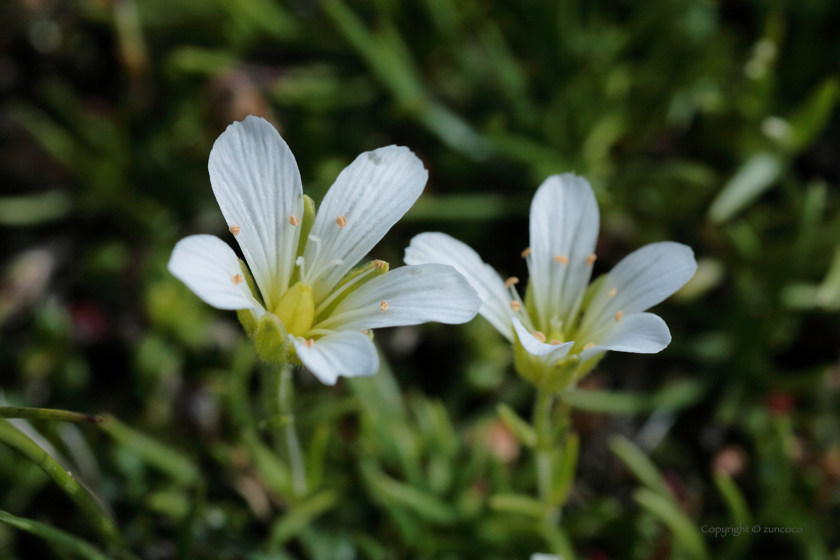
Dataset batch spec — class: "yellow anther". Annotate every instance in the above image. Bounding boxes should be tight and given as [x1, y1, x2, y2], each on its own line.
[380, 301, 389, 312]
[554, 254, 569, 265]
[336, 216, 348, 228]
[521, 247, 532, 258]
[303, 338, 315, 348]
[362, 330, 369, 335]
[615, 310, 623, 322]
[232, 274, 244, 285]
[509, 301, 521, 312]
[229, 225, 241, 235]
[289, 215, 301, 226]
[374, 260, 387, 270]
[586, 253, 597, 266]
[533, 331, 546, 343]
[607, 287, 617, 298]
[505, 277, 519, 288]
[583, 342, 596, 350]
[550, 340, 562, 346]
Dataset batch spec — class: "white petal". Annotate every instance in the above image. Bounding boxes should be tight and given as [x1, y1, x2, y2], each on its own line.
[292, 331, 379, 385]
[512, 317, 575, 360]
[315, 264, 480, 332]
[209, 116, 304, 309]
[531, 555, 563, 560]
[168, 235, 264, 313]
[579, 241, 696, 334]
[303, 146, 428, 302]
[579, 313, 671, 361]
[528, 174, 600, 331]
[404, 232, 514, 341]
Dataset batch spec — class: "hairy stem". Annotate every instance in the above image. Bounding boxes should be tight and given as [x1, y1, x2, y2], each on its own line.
[264, 364, 307, 497]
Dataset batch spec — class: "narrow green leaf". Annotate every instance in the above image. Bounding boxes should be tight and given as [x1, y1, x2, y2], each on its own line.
[0, 406, 101, 424]
[268, 490, 338, 547]
[367, 470, 457, 525]
[488, 494, 547, 519]
[708, 153, 782, 224]
[496, 403, 537, 447]
[0, 509, 112, 560]
[551, 433, 579, 506]
[786, 76, 840, 153]
[635, 488, 709, 560]
[0, 421, 124, 551]
[608, 435, 671, 497]
[99, 415, 200, 486]
[713, 472, 751, 526]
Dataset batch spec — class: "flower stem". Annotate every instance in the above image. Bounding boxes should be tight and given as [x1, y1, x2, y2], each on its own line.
[280, 365, 308, 497]
[264, 363, 307, 497]
[533, 389, 555, 505]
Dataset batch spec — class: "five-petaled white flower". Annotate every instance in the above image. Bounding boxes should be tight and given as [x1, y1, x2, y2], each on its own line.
[168, 116, 480, 385]
[405, 174, 696, 390]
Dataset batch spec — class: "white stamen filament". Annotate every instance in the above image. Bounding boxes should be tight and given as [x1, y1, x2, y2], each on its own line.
[314, 266, 376, 316]
[295, 256, 306, 282]
[306, 328, 336, 337]
[314, 306, 379, 331]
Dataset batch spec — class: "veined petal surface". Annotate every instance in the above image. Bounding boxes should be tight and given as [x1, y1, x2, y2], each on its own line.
[168, 234, 264, 313]
[292, 331, 379, 385]
[579, 312, 671, 361]
[512, 317, 575, 361]
[315, 264, 480, 332]
[404, 232, 514, 341]
[579, 241, 696, 334]
[528, 174, 600, 332]
[303, 146, 427, 303]
[209, 116, 304, 309]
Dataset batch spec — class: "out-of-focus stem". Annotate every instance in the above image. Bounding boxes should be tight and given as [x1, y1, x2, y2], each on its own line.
[264, 364, 307, 497]
[533, 390, 554, 505]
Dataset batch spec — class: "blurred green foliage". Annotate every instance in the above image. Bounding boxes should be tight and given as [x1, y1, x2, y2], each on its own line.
[2, 0, 840, 558]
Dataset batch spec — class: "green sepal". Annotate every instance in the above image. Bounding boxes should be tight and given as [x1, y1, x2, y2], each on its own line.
[524, 281, 536, 324]
[239, 259, 261, 303]
[541, 355, 581, 394]
[513, 329, 543, 385]
[315, 259, 389, 321]
[237, 309, 259, 338]
[255, 312, 289, 365]
[580, 273, 607, 312]
[295, 195, 317, 259]
[237, 259, 261, 338]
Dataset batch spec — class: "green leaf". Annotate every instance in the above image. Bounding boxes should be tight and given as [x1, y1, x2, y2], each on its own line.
[635, 488, 709, 560]
[0, 406, 101, 424]
[366, 469, 457, 525]
[0, 421, 124, 551]
[608, 435, 671, 497]
[713, 472, 751, 526]
[551, 433, 579, 506]
[708, 153, 782, 224]
[488, 493, 547, 519]
[496, 403, 537, 447]
[99, 415, 200, 486]
[785, 76, 840, 153]
[0, 509, 112, 560]
[268, 490, 338, 547]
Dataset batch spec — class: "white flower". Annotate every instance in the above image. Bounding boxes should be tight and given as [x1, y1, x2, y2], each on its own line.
[405, 173, 696, 387]
[168, 116, 480, 385]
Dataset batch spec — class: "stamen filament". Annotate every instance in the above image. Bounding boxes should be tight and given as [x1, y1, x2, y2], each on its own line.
[314, 266, 376, 316]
